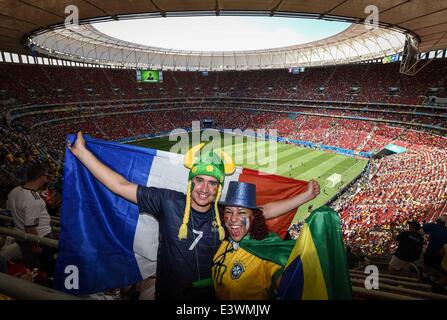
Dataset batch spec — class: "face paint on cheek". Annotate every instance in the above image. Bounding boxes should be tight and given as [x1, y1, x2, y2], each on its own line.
[241, 216, 250, 231]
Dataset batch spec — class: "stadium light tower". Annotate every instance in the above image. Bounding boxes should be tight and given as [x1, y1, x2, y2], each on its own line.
[399, 34, 430, 76]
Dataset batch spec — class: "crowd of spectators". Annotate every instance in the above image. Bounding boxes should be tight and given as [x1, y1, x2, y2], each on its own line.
[1, 59, 446, 296]
[2, 59, 447, 108]
[8, 102, 445, 165]
[0, 120, 62, 209]
[338, 131, 447, 256]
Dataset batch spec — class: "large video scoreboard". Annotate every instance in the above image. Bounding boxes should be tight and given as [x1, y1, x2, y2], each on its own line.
[136, 70, 163, 83]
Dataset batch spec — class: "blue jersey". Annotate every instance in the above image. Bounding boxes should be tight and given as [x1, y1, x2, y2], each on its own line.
[137, 186, 221, 299]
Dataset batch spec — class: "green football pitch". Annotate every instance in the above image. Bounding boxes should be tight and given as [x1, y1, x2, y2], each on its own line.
[128, 133, 368, 223]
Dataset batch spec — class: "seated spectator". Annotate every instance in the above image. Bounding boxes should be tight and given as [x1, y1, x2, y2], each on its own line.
[422, 215, 447, 280]
[346, 245, 369, 269]
[388, 220, 423, 276]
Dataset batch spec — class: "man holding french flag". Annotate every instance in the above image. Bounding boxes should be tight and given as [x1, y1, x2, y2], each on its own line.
[56, 132, 321, 299]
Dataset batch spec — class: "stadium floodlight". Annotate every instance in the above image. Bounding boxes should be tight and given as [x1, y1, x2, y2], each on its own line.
[399, 34, 433, 76]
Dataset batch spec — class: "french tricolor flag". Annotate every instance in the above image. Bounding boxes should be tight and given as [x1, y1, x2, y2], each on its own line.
[55, 135, 307, 295]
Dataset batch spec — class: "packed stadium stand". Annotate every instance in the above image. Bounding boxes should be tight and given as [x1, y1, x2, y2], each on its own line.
[4, 0, 447, 306]
[1, 59, 447, 106]
[1, 60, 446, 262]
[1, 0, 447, 301]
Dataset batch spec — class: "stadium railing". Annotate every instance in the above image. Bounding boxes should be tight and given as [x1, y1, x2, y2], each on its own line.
[0, 273, 81, 300]
[0, 227, 58, 249]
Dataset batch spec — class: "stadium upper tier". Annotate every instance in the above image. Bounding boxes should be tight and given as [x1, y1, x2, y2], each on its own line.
[2, 1, 447, 70]
[1, 59, 446, 107]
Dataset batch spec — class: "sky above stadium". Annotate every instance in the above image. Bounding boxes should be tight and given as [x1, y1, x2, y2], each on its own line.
[94, 17, 350, 51]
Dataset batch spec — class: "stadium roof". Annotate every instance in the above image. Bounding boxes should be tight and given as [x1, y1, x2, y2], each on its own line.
[1, 1, 446, 70]
[29, 23, 405, 70]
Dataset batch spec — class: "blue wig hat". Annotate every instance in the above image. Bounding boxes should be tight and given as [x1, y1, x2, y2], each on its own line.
[219, 181, 259, 210]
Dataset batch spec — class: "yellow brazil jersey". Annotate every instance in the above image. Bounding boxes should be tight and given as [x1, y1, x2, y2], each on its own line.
[212, 240, 282, 300]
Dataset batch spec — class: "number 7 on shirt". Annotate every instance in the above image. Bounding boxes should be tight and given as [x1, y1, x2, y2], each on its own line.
[188, 229, 203, 251]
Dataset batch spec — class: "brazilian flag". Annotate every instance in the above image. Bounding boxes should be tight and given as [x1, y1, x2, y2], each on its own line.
[278, 206, 352, 300]
[195, 206, 352, 299]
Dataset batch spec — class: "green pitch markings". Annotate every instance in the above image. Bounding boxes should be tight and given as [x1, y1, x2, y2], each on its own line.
[295, 153, 344, 180]
[273, 149, 316, 174]
[292, 157, 367, 223]
[126, 135, 368, 226]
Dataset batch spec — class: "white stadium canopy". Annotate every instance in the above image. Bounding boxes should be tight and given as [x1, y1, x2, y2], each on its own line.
[1, 1, 446, 71]
[29, 22, 405, 71]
